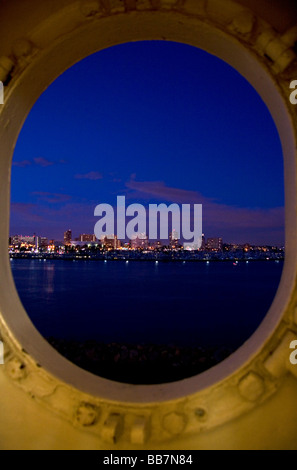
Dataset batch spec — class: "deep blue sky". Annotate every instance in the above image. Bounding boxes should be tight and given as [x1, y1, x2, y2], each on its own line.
[10, 40, 284, 245]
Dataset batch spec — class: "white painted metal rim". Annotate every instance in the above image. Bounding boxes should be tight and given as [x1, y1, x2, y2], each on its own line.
[0, 10, 296, 404]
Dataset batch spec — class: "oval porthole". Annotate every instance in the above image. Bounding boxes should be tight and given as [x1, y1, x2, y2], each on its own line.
[9, 40, 284, 385]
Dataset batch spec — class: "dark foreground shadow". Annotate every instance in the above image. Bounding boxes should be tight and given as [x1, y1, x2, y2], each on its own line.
[47, 338, 233, 384]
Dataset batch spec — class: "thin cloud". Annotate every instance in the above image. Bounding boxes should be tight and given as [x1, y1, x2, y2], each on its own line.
[13, 158, 65, 168]
[125, 179, 284, 232]
[75, 171, 103, 181]
[10, 202, 44, 222]
[12, 160, 32, 168]
[10, 202, 96, 239]
[34, 157, 55, 167]
[32, 192, 72, 204]
[125, 179, 210, 204]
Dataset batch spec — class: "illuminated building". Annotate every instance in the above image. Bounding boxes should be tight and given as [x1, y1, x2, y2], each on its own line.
[169, 230, 179, 249]
[130, 233, 149, 250]
[207, 237, 223, 252]
[11, 235, 35, 245]
[201, 233, 206, 250]
[153, 240, 163, 250]
[35, 236, 41, 250]
[40, 237, 48, 247]
[101, 235, 119, 250]
[64, 229, 72, 245]
[80, 234, 96, 242]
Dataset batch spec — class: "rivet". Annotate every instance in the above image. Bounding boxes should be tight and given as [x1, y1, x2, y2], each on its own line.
[130, 416, 150, 445]
[195, 408, 206, 419]
[238, 372, 265, 402]
[75, 403, 100, 426]
[12, 39, 32, 59]
[231, 12, 255, 35]
[6, 357, 26, 380]
[101, 413, 124, 443]
[163, 412, 187, 435]
[80, 0, 100, 17]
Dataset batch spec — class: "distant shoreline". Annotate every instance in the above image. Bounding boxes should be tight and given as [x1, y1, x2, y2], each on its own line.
[9, 253, 285, 263]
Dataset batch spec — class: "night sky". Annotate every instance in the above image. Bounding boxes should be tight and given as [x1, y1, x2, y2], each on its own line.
[10, 40, 284, 245]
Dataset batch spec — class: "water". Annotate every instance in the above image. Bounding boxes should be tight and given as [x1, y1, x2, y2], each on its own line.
[11, 259, 284, 351]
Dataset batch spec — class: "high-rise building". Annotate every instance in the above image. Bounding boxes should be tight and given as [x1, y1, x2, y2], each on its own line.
[35, 236, 41, 250]
[10, 235, 35, 246]
[201, 233, 206, 250]
[101, 235, 118, 250]
[40, 237, 48, 247]
[21, 235, 35, 244]
[11, 235, 21, 245]
[130, 233, 149, 250]
[80, 234, 96, 242]
[169, 230, 179, 249]
[207, 237, 223, 252]
[183, 242, 200, 251]
[153, 240, 163, 250]
[64, 229, 72, 245]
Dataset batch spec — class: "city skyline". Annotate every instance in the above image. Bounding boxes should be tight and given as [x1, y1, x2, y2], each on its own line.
[10, 41, 284, 245]
[9, 229, 284, 264]
[9, 230, 284, 250]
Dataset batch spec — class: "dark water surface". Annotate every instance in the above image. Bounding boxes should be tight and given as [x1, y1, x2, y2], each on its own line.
[11, 259, 283, 350]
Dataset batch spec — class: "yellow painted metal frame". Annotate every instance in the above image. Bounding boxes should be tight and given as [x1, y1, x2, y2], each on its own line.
[0, 0, 297, 450]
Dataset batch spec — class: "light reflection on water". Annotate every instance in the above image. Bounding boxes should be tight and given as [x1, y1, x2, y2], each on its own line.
[11, 259, 284, 349]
